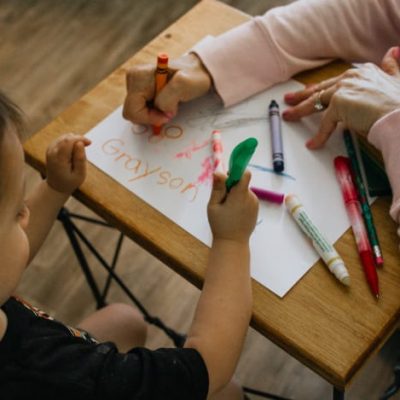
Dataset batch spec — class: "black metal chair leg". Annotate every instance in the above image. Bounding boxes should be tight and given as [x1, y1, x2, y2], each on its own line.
[333, 387, 345, 400]
[243, 386, 293, 399]
[380, 360, 400, 400]
[58, 208, 106, 309]
[57, 207, 186, 347]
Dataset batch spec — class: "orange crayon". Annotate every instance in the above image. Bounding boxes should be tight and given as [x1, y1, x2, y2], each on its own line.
[152, 53, 169, 135]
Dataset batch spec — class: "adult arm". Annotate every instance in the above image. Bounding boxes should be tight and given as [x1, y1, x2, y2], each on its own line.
[274, 48, 400, 240]
[271, 47, 400, 244]
[368, 110, 400, 243]
[123, 0, 399, 126]
[193, 0, 400, 106]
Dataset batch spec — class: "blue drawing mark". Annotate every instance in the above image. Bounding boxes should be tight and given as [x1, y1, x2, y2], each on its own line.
[248, 163, 296, 181]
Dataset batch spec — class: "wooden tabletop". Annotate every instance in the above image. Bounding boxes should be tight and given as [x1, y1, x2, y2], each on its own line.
[24, 0, 400, 390]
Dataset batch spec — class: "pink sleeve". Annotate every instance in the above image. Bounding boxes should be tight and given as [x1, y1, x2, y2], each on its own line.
[368, 110, 400, 232]
[193, 0, 400, 107]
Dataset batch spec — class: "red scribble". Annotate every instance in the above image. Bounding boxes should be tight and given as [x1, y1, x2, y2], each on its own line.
[175, 139, 211, 159]
[197, 156, 214, 184]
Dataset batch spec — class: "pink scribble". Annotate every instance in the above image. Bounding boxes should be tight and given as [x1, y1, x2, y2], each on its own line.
[197, 156, 214, 185]
[175, 139, 211, 159]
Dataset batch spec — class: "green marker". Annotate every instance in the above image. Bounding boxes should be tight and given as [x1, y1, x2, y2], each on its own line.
[225, 137, 258, 191]
[343, 130, 383, 266]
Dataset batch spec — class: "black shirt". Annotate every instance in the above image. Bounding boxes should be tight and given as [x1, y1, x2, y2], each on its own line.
[0, 297, 209, 400]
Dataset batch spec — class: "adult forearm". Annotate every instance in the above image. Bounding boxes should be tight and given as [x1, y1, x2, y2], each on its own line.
[193, 0, 399, 107]
[368, 110, 400, 221]
[185, 239, 252, 394]
[25, 180, 69, 262]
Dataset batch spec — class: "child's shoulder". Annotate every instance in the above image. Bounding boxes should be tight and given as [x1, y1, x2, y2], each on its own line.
[0, 309, 7, 341]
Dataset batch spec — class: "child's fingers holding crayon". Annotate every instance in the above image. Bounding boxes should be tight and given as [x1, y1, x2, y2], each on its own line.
[229, 169, 251, 194]
[208, 170, 258, 243]
[208, 173, 227, 206]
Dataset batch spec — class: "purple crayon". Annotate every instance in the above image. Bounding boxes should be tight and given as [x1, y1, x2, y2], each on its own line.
[269, 99, 284, 173]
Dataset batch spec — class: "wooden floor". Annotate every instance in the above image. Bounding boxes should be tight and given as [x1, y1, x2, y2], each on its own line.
[2, 1, 399, 399]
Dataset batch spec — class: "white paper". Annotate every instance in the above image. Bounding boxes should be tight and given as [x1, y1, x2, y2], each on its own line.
[85, 81, 349, 297]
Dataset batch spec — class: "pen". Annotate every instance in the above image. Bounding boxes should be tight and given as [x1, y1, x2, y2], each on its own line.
[211, 130, 225, 173]
[268, 100, 284, 173]
[152, 53, 169, 135]
[334, 156, 379, 298]
[225, 137, 258, 192]
[285, 194, 350, 286]
[250, 187, 284, 204]
[343, 131, 383, 266]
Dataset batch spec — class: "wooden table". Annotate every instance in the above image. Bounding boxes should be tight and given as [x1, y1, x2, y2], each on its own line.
[24, 0, 400, 397]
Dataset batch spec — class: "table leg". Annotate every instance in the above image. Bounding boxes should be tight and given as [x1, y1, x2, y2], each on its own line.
[57, 206, 187, 347]
[333, 387, 345, 400]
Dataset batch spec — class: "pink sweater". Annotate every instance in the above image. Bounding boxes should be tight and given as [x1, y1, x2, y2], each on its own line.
[194, 0, 400, 234]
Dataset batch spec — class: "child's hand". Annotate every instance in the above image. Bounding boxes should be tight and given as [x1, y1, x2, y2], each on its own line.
[207, 171, 259, 244]
[46, 133, 91, 194]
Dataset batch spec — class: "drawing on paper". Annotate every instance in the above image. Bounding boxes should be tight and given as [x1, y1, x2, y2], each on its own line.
[85, 80, 349, 298]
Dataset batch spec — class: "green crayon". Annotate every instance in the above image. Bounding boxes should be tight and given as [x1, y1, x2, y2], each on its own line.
[225, 137, 258, 191]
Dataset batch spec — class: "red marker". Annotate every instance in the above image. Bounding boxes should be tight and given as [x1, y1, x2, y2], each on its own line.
[152, 53, 169, 135]
[334, 156, 379, 298]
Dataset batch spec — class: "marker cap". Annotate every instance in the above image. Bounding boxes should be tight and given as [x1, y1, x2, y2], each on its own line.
[285, 194, 300, 212]
[330, 260, 350, 286]
[334, 156, 358, 203]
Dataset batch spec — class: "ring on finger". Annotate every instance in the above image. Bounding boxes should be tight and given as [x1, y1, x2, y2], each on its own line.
[314, 90, 326, 112]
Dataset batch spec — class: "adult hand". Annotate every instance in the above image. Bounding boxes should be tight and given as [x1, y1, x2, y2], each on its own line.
[46, 133, 91, 194]
[122, 53, 212, 126]
[282, 46, 400, 149]
[207, 171, 258, 244]
[381, 46, 400, 77]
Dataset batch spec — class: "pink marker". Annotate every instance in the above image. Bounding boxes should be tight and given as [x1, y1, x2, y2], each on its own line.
[334, 156, 379, 298]
[250, 187, 284, 204]
[211, 130, 225, 173]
